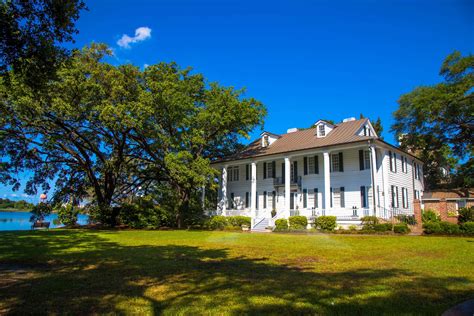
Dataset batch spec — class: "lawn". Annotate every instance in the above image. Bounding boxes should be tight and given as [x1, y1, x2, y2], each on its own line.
[0, 230, 472, 314]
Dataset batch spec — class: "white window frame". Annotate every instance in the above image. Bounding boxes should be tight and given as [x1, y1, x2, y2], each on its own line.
[267, 162, 273, 179]
[318, 124, 325, 137]
[331, 154, 340, 172]
[364, 150, 371, 169]
[308, 156, 315, 174]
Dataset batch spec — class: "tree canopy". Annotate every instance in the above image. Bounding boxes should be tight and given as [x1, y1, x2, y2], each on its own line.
[392, 51, 473, 189]
[0, 44, 266, 226]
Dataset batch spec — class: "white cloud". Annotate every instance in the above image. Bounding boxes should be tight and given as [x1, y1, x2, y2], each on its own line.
[144, 63, 149, 69]
[117, 27, 152, 48]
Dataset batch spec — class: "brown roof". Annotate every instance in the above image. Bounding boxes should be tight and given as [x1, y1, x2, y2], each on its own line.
[423, 189, 474, 200]
[217, 118, 376, 162]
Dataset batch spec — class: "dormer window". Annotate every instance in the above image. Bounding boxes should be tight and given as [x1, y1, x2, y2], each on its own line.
[318, 124, 325, 137]
[263, 135, 269, 147]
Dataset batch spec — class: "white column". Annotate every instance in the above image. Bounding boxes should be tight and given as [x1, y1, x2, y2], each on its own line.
[284, 157, 291, 212]
[370, 145, 378, 216]
[323, 151, 331, 211]
[250, 162, 257, 222]
[221, 166, 228, 215]
[382, 150, 390, 215]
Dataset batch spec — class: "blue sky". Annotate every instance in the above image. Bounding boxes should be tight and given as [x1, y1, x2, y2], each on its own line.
[2, 0, 473, 202]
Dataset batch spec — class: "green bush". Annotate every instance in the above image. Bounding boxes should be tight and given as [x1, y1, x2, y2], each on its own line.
[348, 225, 357, 231]
[274, 219, 289, 231]
[207, 215, 229, 230]
[361, 216, 379, 230]
[458, 207, 474, 224]
[396, 214, 417, 225]
[57, 204, 79, 226]
[460, 222, 474, 235]
[393, 223, 410, 234]
[119, 197, 171, 229]
[422, 209, 440, 223]
[439, 221, 461, 235]
[289, 216, 308, 230]
[423, 222, 442, 234]
[374, 223, 392, 232]
[315, 216, 337, 231]
[227, 216, 251, 227]
[29, 202, 52, 222]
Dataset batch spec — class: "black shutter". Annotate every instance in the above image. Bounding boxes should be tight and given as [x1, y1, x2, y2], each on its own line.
[272, 161, 276, 178]
[339, 152, 344, 172]
[315, 156, 319, 174]
[314, 188, 318, 208]
[263, 191, 267, 209]
[330, 187, 333, 208]
[263, 162, 267, 179]
[246, 164, 249, 180]
[340, 187, 345, 208]
[304, 157, 308, 175]
[245, 192, 249, 208]
[359, 150, 364, 170]
[303, 189, 307, 208]
[281, 163, 285, 182]
[294, 161, 298, 179]
[361, 186, 366, 208]
[389, 151, 393, 172]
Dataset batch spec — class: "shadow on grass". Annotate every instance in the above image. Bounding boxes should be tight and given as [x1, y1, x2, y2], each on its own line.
[0, 230, 472, 314]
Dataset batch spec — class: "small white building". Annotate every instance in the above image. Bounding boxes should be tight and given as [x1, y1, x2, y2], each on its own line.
[212, 118, 424, 230]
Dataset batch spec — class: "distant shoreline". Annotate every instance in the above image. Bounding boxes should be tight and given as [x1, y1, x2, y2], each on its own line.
[0, 209, 32, 213]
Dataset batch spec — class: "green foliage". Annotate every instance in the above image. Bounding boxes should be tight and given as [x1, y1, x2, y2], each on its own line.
[274, 219, 289, 231]
[439, 222, 461, 235]
[460, 222, 474, 235]
[227, 216, 251, 228]
[458, 207, 474, 224]
[348, 225, 357, 231]
[57, 204, 79, 226]
[119, 197, 171, 229]
[0, 198, 34, 210]
[361, 216, 379, 230]
[396, 214, 417, 225]
[393, 223, 410, 234]
[374, 223, 392, 232]
[289, 216, 308, 230]
[423, 222, 442, 234]
[206, 216, 229, 230]
[315, 216, 337, 231]
[29, 202, 52, 222]
[422, 210, 440, 223]
[392, 51, 474, 189]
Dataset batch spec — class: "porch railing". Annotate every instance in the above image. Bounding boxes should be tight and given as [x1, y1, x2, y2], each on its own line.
[273, 176, 302, 187]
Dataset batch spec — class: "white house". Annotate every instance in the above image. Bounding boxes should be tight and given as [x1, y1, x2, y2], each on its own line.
[211, 118, 424, 230]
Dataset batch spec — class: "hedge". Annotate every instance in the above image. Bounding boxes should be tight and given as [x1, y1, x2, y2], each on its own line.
[374, 223, 392, 232]
[458, 207, 474, 224]
[227, 216, 251, 227]
[393, 223, 410, 234]
[361, 216, 379, 230]
[439, 221, 461, 235]
[275, 218, 289, 231]
[315, 216, 337, 231]
[289, 216, 308, 230]
[461, 222, 474, 235]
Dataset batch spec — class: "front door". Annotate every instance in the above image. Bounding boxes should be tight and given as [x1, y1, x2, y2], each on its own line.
[290, 192, 295, 210]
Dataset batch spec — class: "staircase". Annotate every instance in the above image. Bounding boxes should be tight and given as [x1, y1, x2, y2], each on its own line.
[252, 218, 270, 232]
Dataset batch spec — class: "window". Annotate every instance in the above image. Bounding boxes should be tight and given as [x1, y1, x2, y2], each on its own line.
[245, 164, 249, 181]
[457, 199, 466, 209]
[314, 188, 318, 208]
[377, 185, 380, 207]
[402, 188, 408, 209]
[391, 186, 399, 208]
[393, 153, 397, 173]
[303, 189, 307, 208]
[263, 135, 269, 147]
[331, 153, 343, 172]
[308, 157, 314, 174]
[245, 192, 249, 208]
[389, 151, 393, 172]
[263, 191, 267, 209]
[228, 166, 239, 182]
[359, 150, 371, 170]
[267, 162, 274, 179]
[305, 156, 318, 174]
[318, 124, 325, 137]
[364, 151, 371, 170]
[233, 167, 239, 181]
[340, 187, 345, 208]
[414, 190, 420, 201]
[401, 156, 408, 173]
[230, 193, 234, 209]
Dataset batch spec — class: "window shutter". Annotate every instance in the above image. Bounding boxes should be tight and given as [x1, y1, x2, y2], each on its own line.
[315, 156, 319, 174]
[394, 153, 397, 173]
[263, 191, 267, 209]
[272, 161, 276, 178]
[256, 192, 258, 210]
[263, 162, 267, 179]
[340, 187, 345, 208]
[389, 151, 393, 172]
[246, 164, 249, 181]
[361, 186, 366, 208]
[330, 187, 333, 208]
[245, 192, 249, 208]
[359, 150, 364, 170]
[339, 152, 344, 172]
[303, 189, 307, 208]
[281, 163, 285, 181]
[294, 161, 298, 178]
[314, 188, 318, 208]
[304, 157, 308, 175]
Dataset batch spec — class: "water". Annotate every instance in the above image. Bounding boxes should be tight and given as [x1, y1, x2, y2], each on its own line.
[0, 211, 89, 231]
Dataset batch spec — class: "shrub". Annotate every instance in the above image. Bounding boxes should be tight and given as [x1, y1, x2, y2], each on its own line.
[227, 216, 251, 228]
[119, 197, 171, 229]
[289, 216, 308, 230]
[460, 222, 474, 235]
[361, 216, 379, 230]
[57, 204, 79, 226]
[315, 216, 337, 231]
[206, 216, 229, 230]
[422, 209, 440, 223]
[396, 214, 417, 226]
[458, 207, 474, 224]
[374, 223, 392, 232]
[274, 219, 289, 231]
[393, 223, 410, 234]
[439, 221, 461, 235]
[29, 202, 52, 223]
[423, 222, 442, 234]
[348, 225, 358, 231]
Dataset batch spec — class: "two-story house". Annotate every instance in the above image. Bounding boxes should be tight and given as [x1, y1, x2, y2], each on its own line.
[211, 117, 424, 230]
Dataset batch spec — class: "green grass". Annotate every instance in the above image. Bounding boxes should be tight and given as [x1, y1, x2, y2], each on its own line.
[0, 230, 473, 314]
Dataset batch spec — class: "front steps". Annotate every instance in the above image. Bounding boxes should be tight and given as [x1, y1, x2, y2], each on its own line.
[252, 218, 270, 232]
